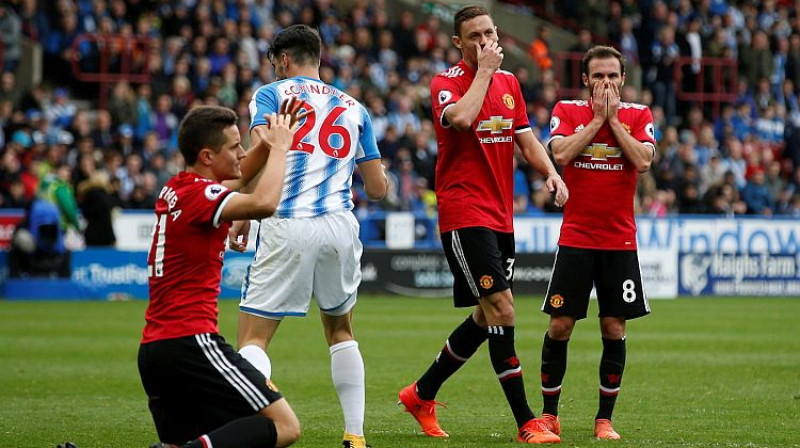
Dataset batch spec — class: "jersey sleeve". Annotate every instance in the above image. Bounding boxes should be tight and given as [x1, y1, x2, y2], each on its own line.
[356, 106, 381, 163]
[430, 74, 462, 129]
[512, 77, 531, 134]
[634, 107, 657, 147]
[249, 84, 280, 130]
[546, 101, 573, 149]
[183, 182, 237, 228]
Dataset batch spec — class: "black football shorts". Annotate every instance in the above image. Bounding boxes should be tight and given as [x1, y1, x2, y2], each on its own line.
[441, 227, 515, 307]
[138, 333, 283, 444]
[541, 245, 650, 320]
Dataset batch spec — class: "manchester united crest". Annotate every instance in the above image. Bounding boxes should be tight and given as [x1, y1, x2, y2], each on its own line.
[621, 122, 632, 134]
[549, 294, 564, 308]
[502, 93, 514, 110]
[480, 275, 494, 289]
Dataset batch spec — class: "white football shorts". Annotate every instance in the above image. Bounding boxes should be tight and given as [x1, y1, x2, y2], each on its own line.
[239, 211, 362, 319]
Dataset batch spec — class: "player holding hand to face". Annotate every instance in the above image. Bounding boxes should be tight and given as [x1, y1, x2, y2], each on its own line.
[398, 5, 567, 445]
[539, 45, 656, 441]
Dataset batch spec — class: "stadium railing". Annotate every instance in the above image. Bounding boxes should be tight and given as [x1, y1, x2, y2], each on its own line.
[673, 56, 738, 118]
[70, 33, 151, 109]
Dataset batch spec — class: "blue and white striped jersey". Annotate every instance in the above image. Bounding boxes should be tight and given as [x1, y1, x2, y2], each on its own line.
[249, 76, 381, 218]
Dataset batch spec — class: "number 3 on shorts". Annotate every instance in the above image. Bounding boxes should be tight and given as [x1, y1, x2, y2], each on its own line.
[505, 258, 515, 281]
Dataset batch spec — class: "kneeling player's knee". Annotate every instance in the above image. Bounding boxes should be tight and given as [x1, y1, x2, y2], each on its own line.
[274, 414, 301, 447]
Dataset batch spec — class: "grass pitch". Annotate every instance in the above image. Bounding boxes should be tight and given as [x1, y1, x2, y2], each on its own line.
[1, 296, 799, 447]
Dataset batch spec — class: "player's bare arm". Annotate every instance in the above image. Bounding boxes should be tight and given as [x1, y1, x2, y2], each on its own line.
[219, 113, 299, 221]
[358, 159, 389, 200]
[445, 39, 502, 130]
[226, 98, 309, 250]
[227, 97, 308, 192]
[516, 130, 568, 207]
[606, 82, 653, 172]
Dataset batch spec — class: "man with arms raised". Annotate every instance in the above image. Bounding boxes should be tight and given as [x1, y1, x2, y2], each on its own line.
[139, 102, 304, 448]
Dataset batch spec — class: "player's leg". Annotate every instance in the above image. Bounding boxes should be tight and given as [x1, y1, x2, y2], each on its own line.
[313, 211, 367, 446]
[143, 334, 298, 448]
[183, 400, 300, 448]
[260, 398, 301, 448]
[478, 287, 534, 428]
[237, 314, 281, 379]
[320, 311, 366, 446]
[592, 249, 649, 439]
[539, 246, 595, 435]
[415, 228, 499, 400]
[415, 306, 487, 400]
[238, 216, 315, 379]
[398, 229, 489, 438]
[478, 287, 560, 444]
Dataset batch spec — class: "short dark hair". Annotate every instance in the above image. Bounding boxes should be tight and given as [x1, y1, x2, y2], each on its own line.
[453, 5, 490, 37]
[267, 24, 321, 66]
[581, 45, 626, 78]
[177, 106, 237, 166]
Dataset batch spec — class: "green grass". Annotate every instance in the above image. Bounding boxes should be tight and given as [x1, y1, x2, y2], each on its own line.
[1, 296, 799, 447]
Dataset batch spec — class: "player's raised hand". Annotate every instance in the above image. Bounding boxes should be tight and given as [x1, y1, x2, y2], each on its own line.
[254, 111, 299, 153]
[546, 174, 569, 208]
[592, 80, 608, 121]
[477, 40, 503, 73]
[278, 97, 313, 127]
[227, 219, 250, 252]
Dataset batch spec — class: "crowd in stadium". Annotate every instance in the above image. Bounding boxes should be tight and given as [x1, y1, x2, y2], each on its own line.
[1, 0, 799, 247]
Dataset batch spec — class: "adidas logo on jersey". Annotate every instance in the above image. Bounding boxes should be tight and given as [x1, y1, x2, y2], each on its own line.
[443, 66, 464, 78]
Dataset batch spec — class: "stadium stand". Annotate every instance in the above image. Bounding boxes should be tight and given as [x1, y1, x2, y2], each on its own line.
[1, 0, 799, 253]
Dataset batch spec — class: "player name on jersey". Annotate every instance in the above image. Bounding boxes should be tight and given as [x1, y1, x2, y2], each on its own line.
[280, 83, 356, 107]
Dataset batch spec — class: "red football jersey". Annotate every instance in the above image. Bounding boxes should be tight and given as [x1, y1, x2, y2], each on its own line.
[431, 60, 530, 233]
[141, 171, 237, 344]
[548, 100, 656, 250]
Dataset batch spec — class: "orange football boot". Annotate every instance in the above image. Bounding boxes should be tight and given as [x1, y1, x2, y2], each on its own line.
[398, 382, 449, 437]
[541, 413, 561, 436]
[594, 419, 621, 440]
[517, 418, 561, 444]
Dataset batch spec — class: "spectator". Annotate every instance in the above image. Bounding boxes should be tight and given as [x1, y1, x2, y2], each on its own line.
[0, 3, 22, 73]
[107, 81, 138, 127]
[46, 88, 77, 130]
[650, 26, 680, 125]
[91, 110, 115, 150]
[528, 26, 553, 71]
[150, 94, 179, 152]
[9, 197, 71, 278]
[741, 168, 774, 215]
[387, 96, 420, 138]
[0, 72, 20, 107]
[618, 16, 639, 67]
[76, 170, 117, 246]
[740, 31, 773, 90]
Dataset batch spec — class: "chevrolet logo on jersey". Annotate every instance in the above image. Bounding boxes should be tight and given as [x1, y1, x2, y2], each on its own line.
[581, 143, 622, 161]
[477, 116, 513, 134]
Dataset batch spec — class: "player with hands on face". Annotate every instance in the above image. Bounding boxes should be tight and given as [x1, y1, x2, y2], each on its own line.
[539, 45, 656, 441]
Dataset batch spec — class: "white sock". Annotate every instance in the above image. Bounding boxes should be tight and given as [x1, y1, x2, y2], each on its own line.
[239, 345, 272, 379]
[330, 340, 365, 436]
